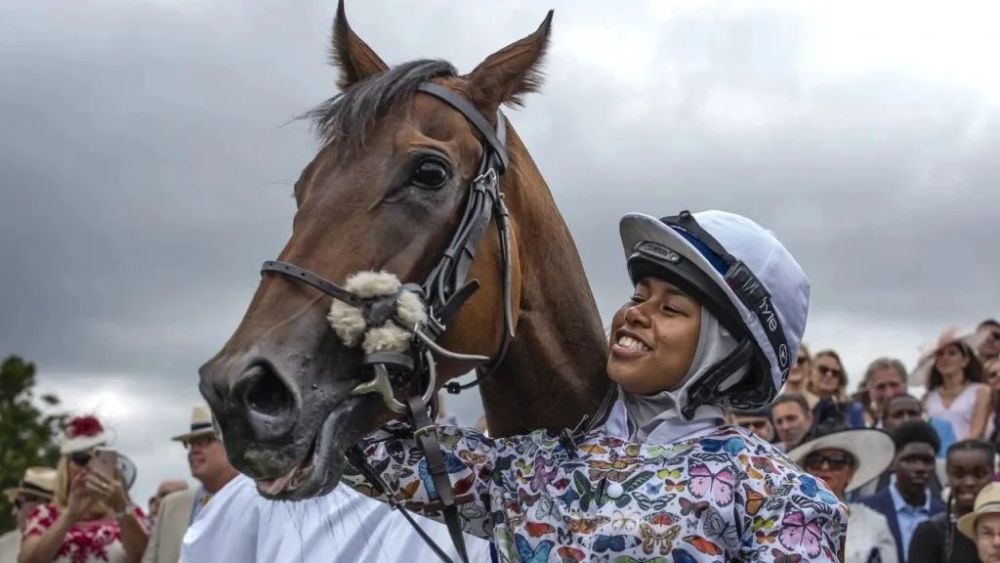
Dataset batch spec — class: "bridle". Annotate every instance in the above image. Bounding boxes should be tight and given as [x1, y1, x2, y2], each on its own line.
[260, 81, 514, 563]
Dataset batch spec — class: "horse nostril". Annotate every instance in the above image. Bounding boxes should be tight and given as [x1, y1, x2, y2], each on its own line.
[233, 362, 298, 439]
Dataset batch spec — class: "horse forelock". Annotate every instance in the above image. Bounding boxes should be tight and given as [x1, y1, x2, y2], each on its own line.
[304, 59, 458, 151]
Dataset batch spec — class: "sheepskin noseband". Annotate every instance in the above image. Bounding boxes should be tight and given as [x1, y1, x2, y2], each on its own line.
[326, 271, 428, 356]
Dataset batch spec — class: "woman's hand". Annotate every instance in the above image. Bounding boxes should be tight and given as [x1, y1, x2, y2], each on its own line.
[66, 471, 99, 523]
[84, 470, 128, 513]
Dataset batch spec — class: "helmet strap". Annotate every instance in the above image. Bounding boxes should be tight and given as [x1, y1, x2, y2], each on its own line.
[681, 338, 757, 419]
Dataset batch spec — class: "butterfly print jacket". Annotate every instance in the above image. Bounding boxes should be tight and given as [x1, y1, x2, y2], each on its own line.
[345, 421, 847, 562]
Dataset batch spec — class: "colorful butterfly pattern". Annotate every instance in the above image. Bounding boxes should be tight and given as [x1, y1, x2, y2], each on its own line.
[345, 412, 846, 562]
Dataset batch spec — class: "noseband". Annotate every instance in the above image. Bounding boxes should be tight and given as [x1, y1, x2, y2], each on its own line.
[260, 81, 514, 563]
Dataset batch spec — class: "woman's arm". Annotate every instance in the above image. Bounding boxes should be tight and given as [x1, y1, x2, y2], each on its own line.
[85, 470, 148, 563]
[18, 510, 74, 563]
[967, 385, 992, 439]
[343, 423, 498, 538]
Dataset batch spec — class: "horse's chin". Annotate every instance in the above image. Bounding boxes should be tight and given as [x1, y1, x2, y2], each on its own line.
[253, 398, 365, 500]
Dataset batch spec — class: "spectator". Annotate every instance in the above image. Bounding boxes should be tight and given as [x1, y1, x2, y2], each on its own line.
[983, 357, 1000, 442]
[910, 440, 995, 563]
[859, 420, 945, 563]
[921, 333, 989, 440]
[784, 343, 819, 407]
[853, 395, 947, 500]
[788, 422, 898, 562]
[810, 349, 866, 428]
[0, 467, 56, 563]
[882, 394, 956, 457]
[146, 481, 187, 524]
[144, 405, 236, 563]
[958, 482, 1000, 563]
[19, 415, 148, 563]
[977, 319, 1000, 363]
[732, 405, 775, 442]
[771, 393, 814, 450]
[866, 358, 909, 425]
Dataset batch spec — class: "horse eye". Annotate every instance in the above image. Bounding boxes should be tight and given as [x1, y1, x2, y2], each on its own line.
[411, 158, 449, 190]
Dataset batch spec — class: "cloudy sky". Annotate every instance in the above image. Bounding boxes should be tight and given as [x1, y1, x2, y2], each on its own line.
[2, 0, 998, 505]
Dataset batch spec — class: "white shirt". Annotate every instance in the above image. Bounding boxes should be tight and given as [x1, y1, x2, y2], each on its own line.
[181, 474, 491, 563]
[0, 530, 20, 563]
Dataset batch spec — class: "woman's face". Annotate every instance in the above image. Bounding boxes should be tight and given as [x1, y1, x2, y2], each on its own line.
[802, 447, 856, 499]
[607, 277, 702, 396]
[948, 449, 994, 513]
[811, 355, 843, 397]
[935, 344, 970, 378]
[787, 348, 810, 385]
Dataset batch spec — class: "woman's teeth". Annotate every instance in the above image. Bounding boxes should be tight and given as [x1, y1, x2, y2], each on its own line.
[618, 334, 650, 352]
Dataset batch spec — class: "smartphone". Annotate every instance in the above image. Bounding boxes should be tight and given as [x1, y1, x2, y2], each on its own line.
[91, 447, 118, 479]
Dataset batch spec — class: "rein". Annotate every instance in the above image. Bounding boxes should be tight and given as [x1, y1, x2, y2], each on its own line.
[260, 81, 514, 563]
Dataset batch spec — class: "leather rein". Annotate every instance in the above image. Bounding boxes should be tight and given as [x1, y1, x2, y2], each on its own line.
[260, 81, 514, 563]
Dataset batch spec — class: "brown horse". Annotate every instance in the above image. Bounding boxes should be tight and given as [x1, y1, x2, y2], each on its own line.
[199, 3, 609, 500]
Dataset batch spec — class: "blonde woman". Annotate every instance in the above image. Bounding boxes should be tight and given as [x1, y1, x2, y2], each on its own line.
[19, 416, 148, 563]
[784, 343, 819, 407]
[809, 349, 866, 428]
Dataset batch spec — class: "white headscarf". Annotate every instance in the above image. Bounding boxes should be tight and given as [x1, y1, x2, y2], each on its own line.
[621, 307, 746, 444]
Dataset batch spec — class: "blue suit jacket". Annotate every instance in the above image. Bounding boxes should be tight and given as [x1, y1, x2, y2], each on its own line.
[858, 488, 945, 563]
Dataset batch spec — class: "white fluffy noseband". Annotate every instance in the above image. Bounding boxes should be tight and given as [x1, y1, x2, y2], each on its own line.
[326, 271, 428, 355]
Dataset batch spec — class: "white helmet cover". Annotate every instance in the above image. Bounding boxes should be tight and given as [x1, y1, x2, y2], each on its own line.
[619, 210, 810, 409]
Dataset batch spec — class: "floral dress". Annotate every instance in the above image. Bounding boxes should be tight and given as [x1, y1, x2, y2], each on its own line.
[23, 503, 148, 563]
[346, 415, 847, 562]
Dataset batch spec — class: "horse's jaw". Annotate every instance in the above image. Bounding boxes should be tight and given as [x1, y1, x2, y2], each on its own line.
[245, 398, 369, 501]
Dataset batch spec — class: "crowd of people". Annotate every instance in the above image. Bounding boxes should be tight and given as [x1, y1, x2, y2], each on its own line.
[1, 273, 998, 562]
[728, 318, 1000, 562]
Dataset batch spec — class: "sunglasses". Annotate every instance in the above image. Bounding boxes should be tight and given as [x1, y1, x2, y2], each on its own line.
[69, 450, 92, 466]
[935, 347, 963, 358]
[184, 435, 218, 449]
[817, 365, 842, 378]
[804, 452, 855, 471]
[796, 356, 810, 366]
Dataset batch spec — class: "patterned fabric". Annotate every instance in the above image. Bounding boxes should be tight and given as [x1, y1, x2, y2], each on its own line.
[347, 422, 847, 562]
[24, 503, 148, 563]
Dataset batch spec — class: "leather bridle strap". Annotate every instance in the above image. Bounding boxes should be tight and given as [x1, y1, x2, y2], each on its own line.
[416, 83, 508, 173]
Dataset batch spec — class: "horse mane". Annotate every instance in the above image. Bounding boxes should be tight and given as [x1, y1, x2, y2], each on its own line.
[305, 59, 458, 149]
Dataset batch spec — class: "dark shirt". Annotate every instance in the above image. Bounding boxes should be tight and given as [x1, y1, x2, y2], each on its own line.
[908, 512, 980, 563]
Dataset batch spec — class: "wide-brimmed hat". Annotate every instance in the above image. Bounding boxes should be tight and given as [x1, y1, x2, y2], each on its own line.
[60, 415, 110, 454]
[958, 482, 1000, 539]
[3, 466, 57, 503]
[787, 427, 894, 493]
[171, 405, 216, 443]
[910, 327, 983, 386]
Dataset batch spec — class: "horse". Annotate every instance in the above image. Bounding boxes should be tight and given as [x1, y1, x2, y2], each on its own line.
[199, 1, 610, 501]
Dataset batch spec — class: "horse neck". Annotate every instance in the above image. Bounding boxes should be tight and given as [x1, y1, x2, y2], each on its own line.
[480, 127, 610, 437]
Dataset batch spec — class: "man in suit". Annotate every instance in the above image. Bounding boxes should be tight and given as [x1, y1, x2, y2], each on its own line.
[142, 405, 238, 563]
[859, 419, 945, 563]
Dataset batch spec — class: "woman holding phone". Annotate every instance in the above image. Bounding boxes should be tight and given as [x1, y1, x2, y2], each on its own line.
[19, 415, 148, 563]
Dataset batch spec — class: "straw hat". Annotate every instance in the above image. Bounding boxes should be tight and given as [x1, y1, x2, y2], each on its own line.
[60, 415, 109, 454]
[910, 327, 984, 386]
[958, 482, 1000, 539]
[3, 466, 57, 503]
[787, 427, 895, 493]
[171, 405, 216, 443]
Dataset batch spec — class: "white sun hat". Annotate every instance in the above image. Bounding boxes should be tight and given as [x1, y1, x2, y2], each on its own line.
[619, 210, 809, 409]
[3, 466, 57, 503]
[171, 405, 217, 443]
[59, 415, 110, 454]
[787, 427, 895, 492]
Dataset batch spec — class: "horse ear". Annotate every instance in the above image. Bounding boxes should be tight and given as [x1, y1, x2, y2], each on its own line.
[331, 0, 389, 90]
[465, 10, 553, 112]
